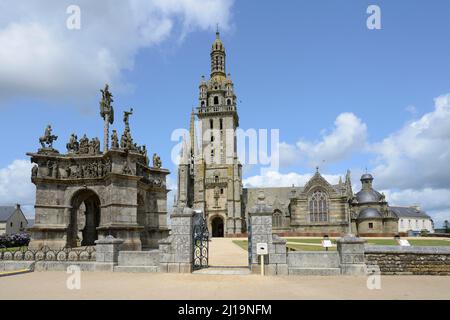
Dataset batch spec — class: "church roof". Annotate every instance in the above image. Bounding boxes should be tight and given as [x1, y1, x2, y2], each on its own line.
[358, 208, 383, 220]
[390, 206, 430, 219]
[355, 189, 383, 203]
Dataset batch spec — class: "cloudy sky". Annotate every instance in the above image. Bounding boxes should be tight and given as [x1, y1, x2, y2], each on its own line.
[0, 0, 449, 227]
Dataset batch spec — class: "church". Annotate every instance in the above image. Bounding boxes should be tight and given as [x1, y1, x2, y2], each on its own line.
[176, 31, 426, 238]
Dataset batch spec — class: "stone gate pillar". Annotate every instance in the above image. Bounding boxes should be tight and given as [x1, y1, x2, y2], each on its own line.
[95, 235, 124, 271]
[159, 206, 195, 273]
[337, 234, 367, 275]
[248, 191, 288, 275]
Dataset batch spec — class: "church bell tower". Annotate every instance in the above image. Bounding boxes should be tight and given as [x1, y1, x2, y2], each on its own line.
[177, 31, 244, 236]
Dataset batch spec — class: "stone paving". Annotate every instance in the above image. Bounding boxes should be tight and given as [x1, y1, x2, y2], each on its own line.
[1, 271, 449, 299]
[208, 237, 248, 267]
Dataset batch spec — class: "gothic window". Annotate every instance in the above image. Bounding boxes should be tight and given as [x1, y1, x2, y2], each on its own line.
[201, 101, 205, 107]
[273, 210, 282, 228]
[220, 118, 223, 130]
[227, 99, 231, 105]
[210, 119, 213, 129]
[308, 190, 329, 222]
[214, 96, 219, 105]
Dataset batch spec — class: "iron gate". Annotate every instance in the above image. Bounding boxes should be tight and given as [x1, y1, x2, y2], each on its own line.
[193, 211, 209, 270]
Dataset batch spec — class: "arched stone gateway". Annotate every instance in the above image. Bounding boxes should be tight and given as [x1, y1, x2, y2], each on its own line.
[211, 216, 224, 237]
[67, 189, 101, 247]
[27, 95, 170, 251]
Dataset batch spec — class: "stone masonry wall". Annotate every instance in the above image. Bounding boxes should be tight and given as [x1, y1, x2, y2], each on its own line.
[365, 246, 450, 275]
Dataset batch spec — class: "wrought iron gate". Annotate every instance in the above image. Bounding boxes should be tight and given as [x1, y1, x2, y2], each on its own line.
[193, 211, 209, 270]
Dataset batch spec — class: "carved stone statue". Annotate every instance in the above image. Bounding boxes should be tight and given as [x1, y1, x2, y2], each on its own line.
[66, 133, 79, 153]
[79, 134, 89, 154]
[100, 84, 114, 153]
[153, 153, 162, 168]
[111, 130, 119, 149]
[39, 125, 58, 149]
[123, 108, 133, 131]
[31, 164, 38, 177]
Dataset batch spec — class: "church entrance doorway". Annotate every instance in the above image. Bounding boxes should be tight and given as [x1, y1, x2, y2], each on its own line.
[67, 189, 100, 247]
[211, 216, 224, 237]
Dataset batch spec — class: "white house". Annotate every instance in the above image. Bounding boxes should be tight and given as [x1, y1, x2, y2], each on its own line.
[390, 206, 434, 235]
[0, 204, 28, 236]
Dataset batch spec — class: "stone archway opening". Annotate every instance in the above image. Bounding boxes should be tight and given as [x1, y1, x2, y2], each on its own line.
[211, 216, 224, 238]
[67, 189, 100, 247]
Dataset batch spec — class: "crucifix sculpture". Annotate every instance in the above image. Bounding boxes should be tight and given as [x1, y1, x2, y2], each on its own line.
[100, 84, 114, 153]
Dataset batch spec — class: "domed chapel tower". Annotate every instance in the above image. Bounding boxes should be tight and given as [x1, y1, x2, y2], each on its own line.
[177, 31, 244, 236]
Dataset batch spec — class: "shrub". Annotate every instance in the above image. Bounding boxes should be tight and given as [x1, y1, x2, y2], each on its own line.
[0, 232, 30, 248]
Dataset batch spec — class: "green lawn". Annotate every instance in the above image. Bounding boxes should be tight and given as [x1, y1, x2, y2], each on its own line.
[0, 246, 27, 253]
[233, 237, 450, 252]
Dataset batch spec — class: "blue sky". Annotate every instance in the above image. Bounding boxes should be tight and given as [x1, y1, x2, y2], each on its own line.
[0, 0, 449, 226]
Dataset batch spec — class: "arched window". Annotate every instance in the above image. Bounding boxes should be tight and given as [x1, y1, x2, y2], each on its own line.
[227, 99, 231, 105]
[214, 96, 219, 105]
[309, 190, 329, 222]
[273, 210, 282, 228]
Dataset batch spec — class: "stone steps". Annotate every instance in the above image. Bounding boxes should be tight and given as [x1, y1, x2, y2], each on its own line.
[288, 267, 341, 276]
[193, 267, 251, 275]
[113, 266, 159, 273]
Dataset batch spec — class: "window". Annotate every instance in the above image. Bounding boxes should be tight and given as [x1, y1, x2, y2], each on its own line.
[227, 99, 231, 105]
[210, 119, 213, 129]
[368, 222, 374, 229]
[308, 190, 329, 222]
[201, 101, 205, 107]
[10, 222, 13, 227]
[273, 210, 282, 228]
[220, 118, 223, 130]
[20, 222, 23, 228]
[214, 96, 219, 105]
[220, 188, 224, 194]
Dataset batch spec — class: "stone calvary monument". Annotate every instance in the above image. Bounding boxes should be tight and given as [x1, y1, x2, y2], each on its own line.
[27, 85, 169, 251]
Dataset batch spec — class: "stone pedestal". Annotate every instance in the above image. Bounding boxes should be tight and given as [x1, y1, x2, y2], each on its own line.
[95, 236, 124, 271]
[337, 234, 367, 275]
[248, 192, 288, 276]
[159, 206, 195, 273]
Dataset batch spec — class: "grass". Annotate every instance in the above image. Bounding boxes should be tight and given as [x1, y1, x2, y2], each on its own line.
[233, 237, 450, 252]
[0, 246, 28, 253]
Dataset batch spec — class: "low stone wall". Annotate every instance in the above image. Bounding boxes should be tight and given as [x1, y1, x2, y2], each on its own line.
[288, 252, 340, 268]
[0, 261, 35, 272]
[365, 246, 450, 275]
[287, 251, 341, 275]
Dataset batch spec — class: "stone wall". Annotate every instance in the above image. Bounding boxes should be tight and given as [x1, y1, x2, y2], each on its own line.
[365, 246, 450, 275]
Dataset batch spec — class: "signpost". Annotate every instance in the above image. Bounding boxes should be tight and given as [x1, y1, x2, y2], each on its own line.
[256, 243, 268, 276]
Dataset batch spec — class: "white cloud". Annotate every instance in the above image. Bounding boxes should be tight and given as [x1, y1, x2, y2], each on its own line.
[279, 112, 367, 167]
[0, 0, 234, 102]
[371, 93, 450, 190]
[0, 159, 35, 208]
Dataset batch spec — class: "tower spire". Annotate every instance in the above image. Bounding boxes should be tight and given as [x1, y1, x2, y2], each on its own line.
[210, 29, 226, 78]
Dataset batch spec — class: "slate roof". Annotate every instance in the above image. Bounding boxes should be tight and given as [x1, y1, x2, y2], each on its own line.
[0, 206, 17, 222]
[390, 206, 431, 219]
[358, 208, 383, 220]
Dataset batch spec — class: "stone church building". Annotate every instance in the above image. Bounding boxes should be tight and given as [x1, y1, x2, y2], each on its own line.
[176, 31, 420, 237]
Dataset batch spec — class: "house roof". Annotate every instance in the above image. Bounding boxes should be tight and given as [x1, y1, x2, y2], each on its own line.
[390, 206, 430, 219]
[0, 206, 17, 222]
